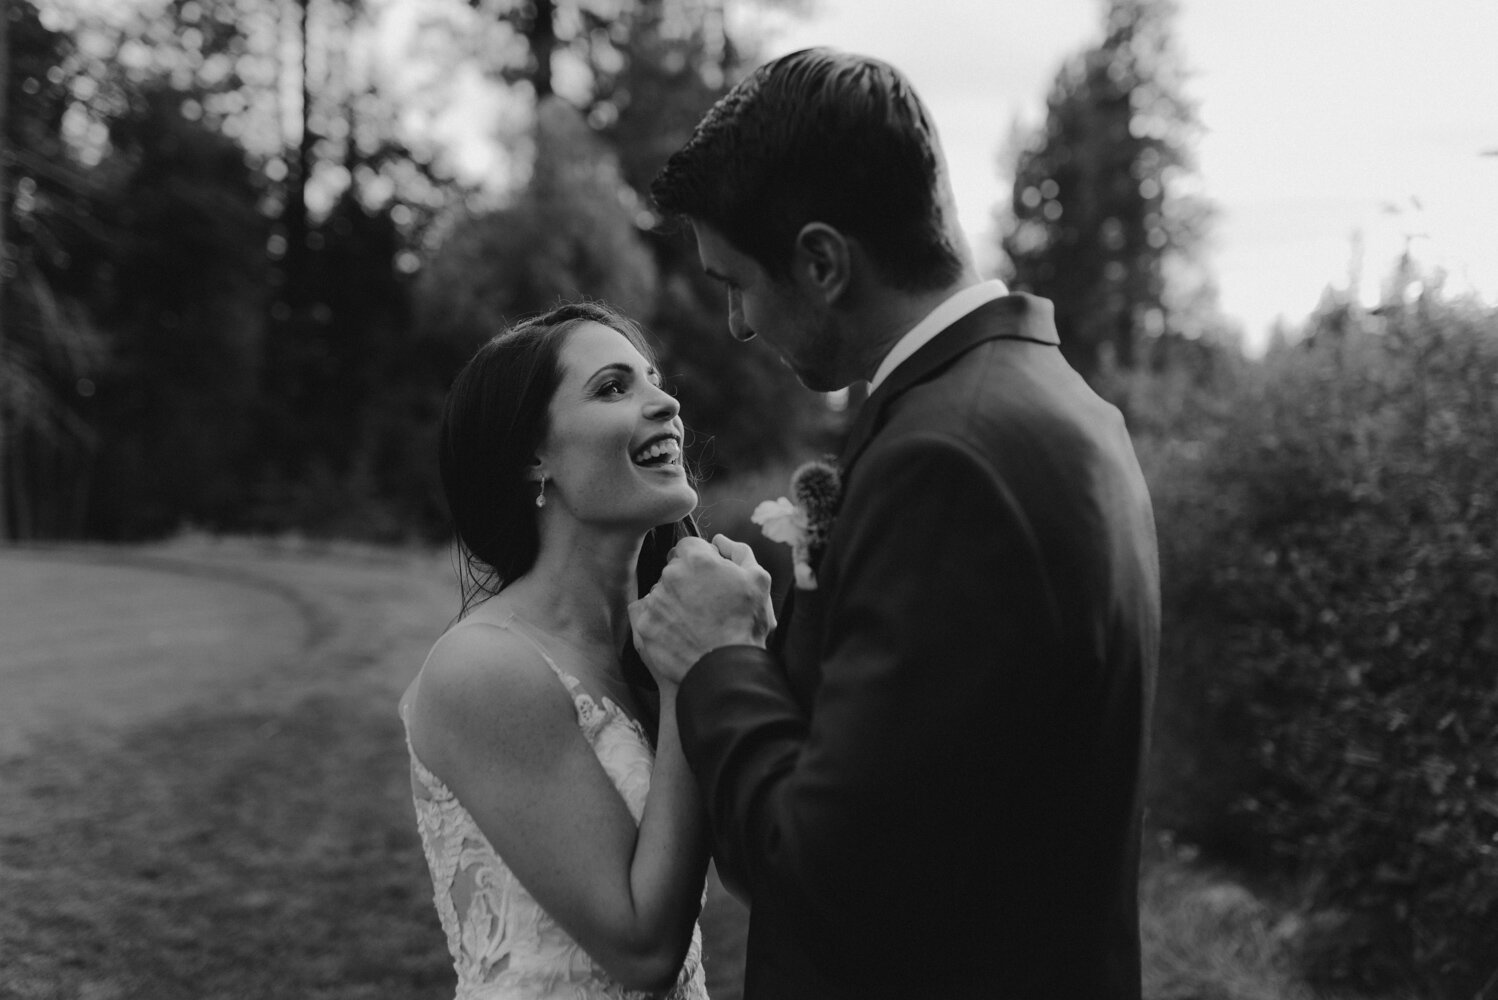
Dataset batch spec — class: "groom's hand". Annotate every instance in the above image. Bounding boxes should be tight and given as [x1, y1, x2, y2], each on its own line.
[629, 534, 775, 686]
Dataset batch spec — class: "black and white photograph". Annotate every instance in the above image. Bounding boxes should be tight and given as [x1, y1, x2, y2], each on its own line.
[2, 1, 1494, 998]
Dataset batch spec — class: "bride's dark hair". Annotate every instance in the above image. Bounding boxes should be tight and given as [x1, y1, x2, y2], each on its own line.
[438, 301, 695, 740]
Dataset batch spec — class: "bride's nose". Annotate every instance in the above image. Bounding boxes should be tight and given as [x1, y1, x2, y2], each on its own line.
[643, 382, 680, 420]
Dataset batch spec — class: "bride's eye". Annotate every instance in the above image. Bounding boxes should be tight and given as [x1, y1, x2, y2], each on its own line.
[595, 378, 626, 397]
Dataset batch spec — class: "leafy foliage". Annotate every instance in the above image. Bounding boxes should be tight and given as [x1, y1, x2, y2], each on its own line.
[0, 0, 109, 538]
[87, 86, 270, 536]
[1141, 285, 1498, 999]
[249, 189, 436, 540]
[415, 97, 658, 347]
[1, 0, 829, 540]
[414, 3, 836, 481]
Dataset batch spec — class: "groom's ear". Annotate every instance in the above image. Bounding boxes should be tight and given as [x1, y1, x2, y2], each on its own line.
[792, 222, 851, 305]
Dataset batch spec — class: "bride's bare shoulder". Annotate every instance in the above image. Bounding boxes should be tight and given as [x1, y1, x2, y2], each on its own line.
[408, 614, 577, 761]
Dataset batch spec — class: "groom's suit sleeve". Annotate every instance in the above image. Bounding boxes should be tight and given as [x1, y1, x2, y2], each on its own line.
[677, 429, 1060, 954]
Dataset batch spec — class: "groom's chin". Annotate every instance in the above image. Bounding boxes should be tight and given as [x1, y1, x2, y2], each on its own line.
[792, 368, 848, 394]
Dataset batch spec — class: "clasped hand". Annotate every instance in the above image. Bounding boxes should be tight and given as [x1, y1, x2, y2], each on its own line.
[629, 534, 776, 686]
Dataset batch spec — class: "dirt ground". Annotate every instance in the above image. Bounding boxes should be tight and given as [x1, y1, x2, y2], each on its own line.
[0, 537, 745, 999]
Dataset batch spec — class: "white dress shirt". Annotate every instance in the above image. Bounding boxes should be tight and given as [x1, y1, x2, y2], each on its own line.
[867, 279, 1010, 392]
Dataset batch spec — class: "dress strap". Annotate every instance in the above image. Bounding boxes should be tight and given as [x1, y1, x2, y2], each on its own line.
[490, 612, 586, 699]
[441, 613, 642, 735]
[436, 613, 584, 698]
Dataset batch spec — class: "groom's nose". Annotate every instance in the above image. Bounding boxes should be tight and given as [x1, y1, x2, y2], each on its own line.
[728, 291, 756, 341]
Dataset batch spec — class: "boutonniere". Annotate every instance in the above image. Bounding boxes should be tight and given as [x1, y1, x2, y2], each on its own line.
[751, 457, 842, 590]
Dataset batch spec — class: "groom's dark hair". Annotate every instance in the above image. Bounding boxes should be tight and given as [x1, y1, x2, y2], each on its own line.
[651, 47, 964, 293]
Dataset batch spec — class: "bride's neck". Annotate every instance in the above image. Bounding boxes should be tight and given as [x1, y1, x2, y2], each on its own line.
[507, 525, 642, 652]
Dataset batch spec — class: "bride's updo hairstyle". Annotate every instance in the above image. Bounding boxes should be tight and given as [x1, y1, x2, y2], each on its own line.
[439, 301, 694, 619]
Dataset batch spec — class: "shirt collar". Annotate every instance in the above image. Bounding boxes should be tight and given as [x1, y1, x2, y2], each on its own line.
[867, 279, 1010, 392]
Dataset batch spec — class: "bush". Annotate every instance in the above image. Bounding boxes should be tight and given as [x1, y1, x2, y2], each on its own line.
[1141, 844, 1322, 1000]
[1137, 290, 1498, 998]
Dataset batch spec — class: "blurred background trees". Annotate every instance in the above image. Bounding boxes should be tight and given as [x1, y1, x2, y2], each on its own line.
[993, 4, 1496, 996]
[997, 0, 1227, 381]
[0, 0, 824, 542]
[1137, 281, 1498, 999]
[0, 0, 108, 538]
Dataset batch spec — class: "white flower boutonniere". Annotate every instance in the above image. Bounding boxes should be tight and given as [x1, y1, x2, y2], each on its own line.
[751, 457, 842, 590]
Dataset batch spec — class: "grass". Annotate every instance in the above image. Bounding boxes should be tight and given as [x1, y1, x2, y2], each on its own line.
[0, 538, 1401, 1000]
[0, 685, 453, 999]
[0, 539, 748, 1000]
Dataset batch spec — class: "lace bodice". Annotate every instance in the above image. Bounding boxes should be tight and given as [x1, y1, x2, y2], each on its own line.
[401, 616, 708, 1000]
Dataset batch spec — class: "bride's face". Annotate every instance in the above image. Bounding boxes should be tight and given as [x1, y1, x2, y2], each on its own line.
[535, 321, 697, 529]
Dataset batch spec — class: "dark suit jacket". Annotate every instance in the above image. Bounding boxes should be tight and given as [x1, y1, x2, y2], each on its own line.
[677, 293, 1160, 1000]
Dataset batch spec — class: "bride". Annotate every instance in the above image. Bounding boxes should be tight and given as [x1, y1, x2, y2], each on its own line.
[400, 302, 715, 999]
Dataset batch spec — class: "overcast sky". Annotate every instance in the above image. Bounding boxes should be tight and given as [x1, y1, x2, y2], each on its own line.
[740, 0, 1498, 351]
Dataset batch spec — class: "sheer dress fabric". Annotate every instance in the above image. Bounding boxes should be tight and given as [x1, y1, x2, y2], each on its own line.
[401, 615, 708, 1000]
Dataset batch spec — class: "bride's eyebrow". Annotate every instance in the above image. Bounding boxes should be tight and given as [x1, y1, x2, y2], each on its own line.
[585, 362, 662, 386]
[581, 362, 640, 393]
[586, 362, 636, 383]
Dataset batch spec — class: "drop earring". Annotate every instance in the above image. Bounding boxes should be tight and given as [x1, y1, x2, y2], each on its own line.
[535, 474, 546, 509]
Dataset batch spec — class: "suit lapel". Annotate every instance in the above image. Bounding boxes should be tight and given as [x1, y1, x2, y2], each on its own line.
[838, 292, 1059, 475]
[769, 586, 795, 657]
[775, 294, 1059, 710]
[775, 583, 827, 708]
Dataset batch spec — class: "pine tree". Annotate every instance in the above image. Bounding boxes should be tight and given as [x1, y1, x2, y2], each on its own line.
[999, 0, 1208, 378]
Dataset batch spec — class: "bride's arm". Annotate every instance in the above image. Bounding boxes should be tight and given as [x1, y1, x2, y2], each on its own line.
[407, 626, 709, 991]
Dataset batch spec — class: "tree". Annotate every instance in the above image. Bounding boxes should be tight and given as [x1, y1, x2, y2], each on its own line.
[7, 0, 833, 541]
[1, 0, 9, 535]
[0, 0, 452, 538]
[998, 0, 1211, 379]
[411, 0, 835, 477]
[86, 85, 269, 537]
[0, 0, 108, 539]
[416, 95, 657, 347]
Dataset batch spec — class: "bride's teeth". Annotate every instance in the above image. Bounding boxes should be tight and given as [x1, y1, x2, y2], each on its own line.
[633, 438, 680, 465]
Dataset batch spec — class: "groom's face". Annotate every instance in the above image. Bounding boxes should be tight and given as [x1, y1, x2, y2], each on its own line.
[691, 221, 844, 392]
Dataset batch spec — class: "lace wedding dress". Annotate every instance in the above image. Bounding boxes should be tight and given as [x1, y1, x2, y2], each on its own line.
[401, 615, 709, 1000]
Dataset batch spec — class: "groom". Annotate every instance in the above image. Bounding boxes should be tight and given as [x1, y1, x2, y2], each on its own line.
[631, 48, 1159, 1000]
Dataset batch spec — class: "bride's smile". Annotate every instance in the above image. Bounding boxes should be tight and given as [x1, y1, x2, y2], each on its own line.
[407, 302, 711, 999]
[535, 320, 697, 530]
